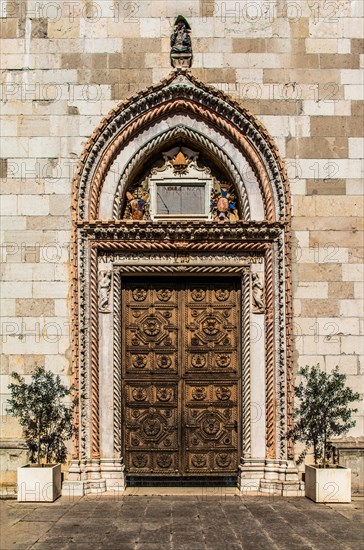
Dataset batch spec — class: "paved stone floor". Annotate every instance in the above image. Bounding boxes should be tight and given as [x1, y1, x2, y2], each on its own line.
[1, 490, 363, 550]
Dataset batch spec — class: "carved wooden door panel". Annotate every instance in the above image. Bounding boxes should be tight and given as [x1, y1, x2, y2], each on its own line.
[122, 278, 240, 477]
[183, 282, 240, 475]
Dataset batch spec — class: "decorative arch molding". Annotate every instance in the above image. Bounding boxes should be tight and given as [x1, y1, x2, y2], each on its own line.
[72, 69, 290, 223]
[111, 124, 251, 220]
[65, 68, 298, 497]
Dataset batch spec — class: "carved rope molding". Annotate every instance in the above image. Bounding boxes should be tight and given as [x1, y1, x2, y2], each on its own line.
[111, 124, 251, 220]
[113, 274, 122, 454]
[115, 265, 250, 274]
[264, 245, 276, 459]
[90, 245, 100, 457]
[242, 270, 251, 458]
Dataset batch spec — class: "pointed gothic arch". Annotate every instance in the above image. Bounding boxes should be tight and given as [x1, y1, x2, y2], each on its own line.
[65, 69, 296, 496]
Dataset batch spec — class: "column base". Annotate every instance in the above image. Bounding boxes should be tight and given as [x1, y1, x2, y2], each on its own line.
[62, 458, 125, 497]
[238, 458, 304, 496]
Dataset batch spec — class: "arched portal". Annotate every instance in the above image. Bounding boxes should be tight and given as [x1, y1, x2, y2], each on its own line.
[64, 69, 298, 495]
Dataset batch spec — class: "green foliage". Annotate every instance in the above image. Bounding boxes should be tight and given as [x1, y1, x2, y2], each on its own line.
[7, 366, 75, 465]
[289, 364, 361, 467]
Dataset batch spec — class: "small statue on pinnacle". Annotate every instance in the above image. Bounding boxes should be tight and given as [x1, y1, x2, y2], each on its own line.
[170, 16, 193, 68]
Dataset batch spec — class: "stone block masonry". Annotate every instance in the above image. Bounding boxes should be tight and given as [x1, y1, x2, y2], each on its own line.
[0, 0, 363, 494]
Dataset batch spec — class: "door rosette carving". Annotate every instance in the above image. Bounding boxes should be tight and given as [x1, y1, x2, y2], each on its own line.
[192, 387, 207, 401]
[132, 454, 148, 468]
[215, 354, 231, 368]
[201, 413, 221, 437]
[132, 355, 147, 369]
[216, 454, 232, 468]
[132, 288, 147, 301]
[191, 288, 206, 301]
[157, 289, 172, 302]
[143, 317, 161, 336]
[194, 312, 229, 344]
[216, 386, 231, 401]
[156, 454, 172, 468]
[156, 388, 173, 402]
[142, 416, 163, 438]
[156, 355, 172, 369]
[191, 454, 207, 468]
[132, 388, 147, 401]
[191, 354, 206, 368]
[215, 289, 230, 301]
[202, 316, 219, 336]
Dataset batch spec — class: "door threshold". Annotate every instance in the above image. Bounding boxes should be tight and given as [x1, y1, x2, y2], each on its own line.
[124, 487, 241, 496]
[126, 476, 237, 487]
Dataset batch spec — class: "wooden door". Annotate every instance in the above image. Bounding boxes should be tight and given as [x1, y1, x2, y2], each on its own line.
[122, 278, 240, 477]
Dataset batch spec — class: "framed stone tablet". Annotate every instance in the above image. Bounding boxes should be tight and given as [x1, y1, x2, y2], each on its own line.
[156, 183, 207, 216]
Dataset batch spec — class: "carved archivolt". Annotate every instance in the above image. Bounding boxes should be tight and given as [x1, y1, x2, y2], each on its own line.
[112, 125, 251, 220]
[72, 69, 290, 223]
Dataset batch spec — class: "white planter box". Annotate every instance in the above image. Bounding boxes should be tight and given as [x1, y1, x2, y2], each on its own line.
[305, 464, 351, 503]
[17, 464, 62, 502]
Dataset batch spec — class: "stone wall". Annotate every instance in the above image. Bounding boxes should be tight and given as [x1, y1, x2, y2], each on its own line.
[1, 0, 363, 492]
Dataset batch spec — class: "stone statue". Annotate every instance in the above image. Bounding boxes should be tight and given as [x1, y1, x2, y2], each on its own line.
[252, 272, 264, 314]
[99, 271, 112, 312]
[171, 20, 192, 54]
[170, 16, 193, 68]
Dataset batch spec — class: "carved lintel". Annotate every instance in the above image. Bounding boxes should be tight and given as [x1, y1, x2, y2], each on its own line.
[252, 272, 265, 314]
[98, 270, 112, 313]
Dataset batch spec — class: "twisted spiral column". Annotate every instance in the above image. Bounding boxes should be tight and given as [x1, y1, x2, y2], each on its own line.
[264, 246, 276, 458]
[90, 246, 100, 458]
[113, 273, 122, 454]
[242, 270, 251, 457]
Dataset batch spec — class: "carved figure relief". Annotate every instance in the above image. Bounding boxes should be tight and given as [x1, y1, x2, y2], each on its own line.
[252, 272, 265, 314]
[170, 16, 192, 68]
[98, 271, 112, 312]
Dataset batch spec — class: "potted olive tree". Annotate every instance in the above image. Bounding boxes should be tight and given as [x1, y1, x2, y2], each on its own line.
[289, 364, 360, 503]
[7, 366, 75, 502]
